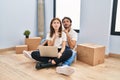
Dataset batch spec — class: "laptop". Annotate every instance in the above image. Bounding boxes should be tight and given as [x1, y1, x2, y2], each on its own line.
[38, 46, 58, 57]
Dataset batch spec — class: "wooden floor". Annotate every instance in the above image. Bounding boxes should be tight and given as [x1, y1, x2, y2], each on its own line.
[0, 51, 120, 80]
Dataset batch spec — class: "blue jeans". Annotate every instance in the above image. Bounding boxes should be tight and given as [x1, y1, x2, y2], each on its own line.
[62, 47, 77, 66]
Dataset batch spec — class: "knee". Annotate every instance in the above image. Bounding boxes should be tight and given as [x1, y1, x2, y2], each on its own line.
[67, 50, 72, 56]
[31, 51, 40, 59]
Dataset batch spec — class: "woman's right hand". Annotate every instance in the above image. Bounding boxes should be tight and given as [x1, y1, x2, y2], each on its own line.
[52, 33, 58, 40]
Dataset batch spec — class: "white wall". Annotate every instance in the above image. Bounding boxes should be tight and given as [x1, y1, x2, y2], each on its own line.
[0, 0, 37, 49]
[109, 36, 120, 54]
[78, 0, 113, 54]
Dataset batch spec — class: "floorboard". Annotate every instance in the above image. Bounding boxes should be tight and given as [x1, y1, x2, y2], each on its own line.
[0, 51, 120, 80]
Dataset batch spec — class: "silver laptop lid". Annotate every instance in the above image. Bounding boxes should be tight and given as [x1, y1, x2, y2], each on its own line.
[38, 46, 58, 57]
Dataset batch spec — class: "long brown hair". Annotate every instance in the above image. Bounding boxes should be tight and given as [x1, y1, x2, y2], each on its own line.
[50, 18, 62, 38]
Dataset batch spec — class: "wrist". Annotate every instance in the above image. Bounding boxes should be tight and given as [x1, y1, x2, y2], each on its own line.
[59, 52, 62, 54]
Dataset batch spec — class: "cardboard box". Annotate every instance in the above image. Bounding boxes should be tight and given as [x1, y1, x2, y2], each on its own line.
[16, 45, 28, 54]
[25, 37, 41, 51]
[77, 43, 105, 66]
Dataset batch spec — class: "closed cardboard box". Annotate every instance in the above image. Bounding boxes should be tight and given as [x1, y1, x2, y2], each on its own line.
[25, 37, 41, 51]
[16, 45, 28, 54]
[77, 43, 105, 66]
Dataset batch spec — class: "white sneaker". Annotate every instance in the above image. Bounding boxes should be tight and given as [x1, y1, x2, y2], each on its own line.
[23, 50, 35, 61]
[56, 65, 75, 76]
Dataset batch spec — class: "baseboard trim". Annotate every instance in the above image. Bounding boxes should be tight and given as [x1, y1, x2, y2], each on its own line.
[105, 54, 109, 58]
[0, 47, 15, 52]
[109, 53, 120, 59]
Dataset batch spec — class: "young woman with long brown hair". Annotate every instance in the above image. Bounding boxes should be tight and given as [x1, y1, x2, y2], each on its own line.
[23, 18, 72, 70]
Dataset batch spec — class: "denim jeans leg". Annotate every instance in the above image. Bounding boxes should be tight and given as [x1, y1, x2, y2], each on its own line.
[62, 50, 76, 66]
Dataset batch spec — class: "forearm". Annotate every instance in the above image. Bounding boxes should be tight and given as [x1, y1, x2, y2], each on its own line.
[59, 41, 66, 54]
[59, 46, 65, 54]
[48, 33, 58, 46]
[68, 40, 75, 49]
[66, 33, 76, 49]
[48, 37, 56, 46]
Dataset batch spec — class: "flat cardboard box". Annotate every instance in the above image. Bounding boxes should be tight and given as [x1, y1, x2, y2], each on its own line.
[16, 45, 28, 54]
[77, 43, 105, 66]
[25, 37, 41, 51]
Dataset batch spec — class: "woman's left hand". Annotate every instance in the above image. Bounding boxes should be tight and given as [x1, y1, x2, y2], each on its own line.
[57, 52, 62, 58]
